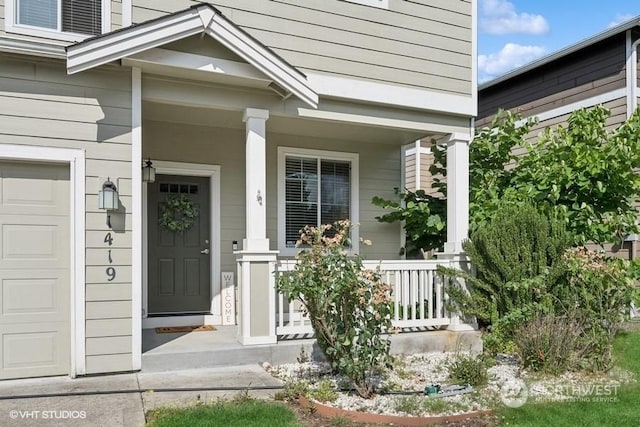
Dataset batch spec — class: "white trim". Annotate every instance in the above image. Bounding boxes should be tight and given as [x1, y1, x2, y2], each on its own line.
[626, 31, 640, 118]
[66, 4, 318, 108]
[414, 141, 421, 191]
[515, 88, 627, 126]
[102, 0, 111, 34]
[142, 161, 222, 324]
[277, 147, 359, 256]
[0, 144, 85, 378]
[5, 0, 112, 43]
[342, 0, 388, 9]
[122, 0, 132, 27]
[306, 73, 475, 116]
[131, 67, 142, 371]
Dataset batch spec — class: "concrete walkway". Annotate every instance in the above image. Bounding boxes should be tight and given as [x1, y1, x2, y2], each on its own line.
[0, 365, 284, 427]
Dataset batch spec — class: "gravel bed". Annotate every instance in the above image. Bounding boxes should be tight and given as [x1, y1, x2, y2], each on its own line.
[265, 351, 637, 417]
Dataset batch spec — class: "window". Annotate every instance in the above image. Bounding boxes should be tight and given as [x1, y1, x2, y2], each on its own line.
[278, 147, 359, 254]
[7, 0, 107, 42]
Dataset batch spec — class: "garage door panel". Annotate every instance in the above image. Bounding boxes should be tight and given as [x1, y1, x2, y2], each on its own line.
[1, 274, 69, 323]
[1, 324, 68, 379]
[0, 162, 69, 216]
[0, 216, 69, 269]
[0, 161, 70, 379]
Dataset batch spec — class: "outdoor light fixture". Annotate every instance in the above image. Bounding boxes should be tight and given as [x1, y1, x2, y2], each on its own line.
[98, 177, 119, 228]
[142, 158, 156, 183]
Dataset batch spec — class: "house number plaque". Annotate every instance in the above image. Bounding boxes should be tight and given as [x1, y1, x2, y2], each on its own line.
[104, 232, 116, 282]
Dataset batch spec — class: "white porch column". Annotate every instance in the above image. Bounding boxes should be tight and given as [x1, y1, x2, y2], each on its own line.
[438, 132, 475, 332]
[443, 133, 470, 254]
[236, 108, 278, 346]
[243, 108, 270, 251]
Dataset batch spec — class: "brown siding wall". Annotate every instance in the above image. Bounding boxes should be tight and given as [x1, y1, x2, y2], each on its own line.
[478, 34, 627, 126]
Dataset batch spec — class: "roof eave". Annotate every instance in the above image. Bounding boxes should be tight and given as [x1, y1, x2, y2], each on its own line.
[66, 4, 318, 108]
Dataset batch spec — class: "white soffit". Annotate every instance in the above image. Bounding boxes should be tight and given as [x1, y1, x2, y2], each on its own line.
[66, 4, 318, 108]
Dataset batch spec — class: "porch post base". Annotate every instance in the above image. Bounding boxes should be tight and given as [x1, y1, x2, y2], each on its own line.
[235, 250, 278, 346]
[447, 316, 477, 332]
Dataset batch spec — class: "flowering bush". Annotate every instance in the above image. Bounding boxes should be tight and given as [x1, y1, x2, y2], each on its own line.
[276, 220, 392, 398]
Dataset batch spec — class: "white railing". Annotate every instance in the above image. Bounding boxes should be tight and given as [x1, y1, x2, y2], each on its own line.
[274, 259, 459, 337]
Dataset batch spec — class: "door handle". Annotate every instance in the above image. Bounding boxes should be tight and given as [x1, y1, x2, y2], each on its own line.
[200, 248, 210, 255]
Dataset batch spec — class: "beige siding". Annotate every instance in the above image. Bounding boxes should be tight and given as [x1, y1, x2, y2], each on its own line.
[132, 0, 473, 96]
[0, 53, 133, 374]
[144, 118, 403, 269]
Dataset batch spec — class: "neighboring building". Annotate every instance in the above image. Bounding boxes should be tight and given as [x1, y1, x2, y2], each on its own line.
[0, 1, 476, 379]
[477, 17, 640, 259]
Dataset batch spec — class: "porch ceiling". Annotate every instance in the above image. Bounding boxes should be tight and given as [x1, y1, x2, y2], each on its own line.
[142, 101, 433, 145]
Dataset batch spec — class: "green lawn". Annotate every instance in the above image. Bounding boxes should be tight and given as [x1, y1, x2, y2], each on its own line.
[497, 328, 640, 427]
[146, 399, 303, 427]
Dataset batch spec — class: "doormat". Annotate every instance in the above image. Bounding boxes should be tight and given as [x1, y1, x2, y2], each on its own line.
[154, 325, 216, 334]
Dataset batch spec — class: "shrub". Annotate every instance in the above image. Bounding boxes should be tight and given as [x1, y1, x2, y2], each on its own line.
[276, 220, 393, 398]
[444, 201, 569, 327]
[549, 247, 639, 370]
[514, 315, 588, 374]
[447, 354, 488, 386]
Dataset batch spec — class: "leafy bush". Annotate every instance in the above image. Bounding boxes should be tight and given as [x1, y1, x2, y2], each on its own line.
[276, 220, 393, 398]
[308, 380, 339, 403]
[372, 188, 445, 256]
[514, 315, 588, 374]
[548, 248, 639, 370]
[447, 354, 488, 386]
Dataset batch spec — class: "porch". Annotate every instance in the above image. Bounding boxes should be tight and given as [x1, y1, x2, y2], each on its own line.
[141, 327, 482, 372]
[141, 257, 479, 371]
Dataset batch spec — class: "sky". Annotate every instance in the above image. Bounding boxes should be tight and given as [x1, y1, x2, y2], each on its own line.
[478, 0, 640, 83]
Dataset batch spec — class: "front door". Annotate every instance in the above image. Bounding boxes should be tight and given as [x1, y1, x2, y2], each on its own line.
[148, 175, 211, 314]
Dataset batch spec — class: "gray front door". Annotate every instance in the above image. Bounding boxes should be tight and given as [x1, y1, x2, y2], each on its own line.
[148, 175, 211, 314]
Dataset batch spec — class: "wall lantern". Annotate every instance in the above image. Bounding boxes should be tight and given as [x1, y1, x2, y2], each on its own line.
[98, 178, 119, 210]
[98, 178, 119, 228]
[142, 159, 156, 183]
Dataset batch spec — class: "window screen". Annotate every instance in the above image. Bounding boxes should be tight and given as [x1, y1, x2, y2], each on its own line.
[18, 0, 57, 29]
[284, 156, 350, 247]
[16, 0, 101, 35]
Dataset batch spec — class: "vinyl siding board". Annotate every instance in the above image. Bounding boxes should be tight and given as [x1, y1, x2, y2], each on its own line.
[131, 0, 472, 96]
[85, 354, 132, 374]
[0, 53, 133, 375]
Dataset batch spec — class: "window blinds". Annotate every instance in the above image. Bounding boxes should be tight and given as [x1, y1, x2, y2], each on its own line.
[284, 156, 350, 247]
[62, 0, 101, 35]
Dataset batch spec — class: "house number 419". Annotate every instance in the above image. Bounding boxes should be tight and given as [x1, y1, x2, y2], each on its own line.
[104, 232, 116, 282]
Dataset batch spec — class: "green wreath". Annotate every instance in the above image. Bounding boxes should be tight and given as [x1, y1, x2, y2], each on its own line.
[159, 194, 199, 232]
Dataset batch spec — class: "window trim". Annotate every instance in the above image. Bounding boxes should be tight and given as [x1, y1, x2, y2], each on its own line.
[342, 0, 389, 9]
[277, 147, 359, 256]
[6, 0, 111, 43]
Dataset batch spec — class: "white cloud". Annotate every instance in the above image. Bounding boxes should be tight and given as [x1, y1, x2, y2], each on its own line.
[478, 43, 547, 82]
[608, 13, 635, 28]
[480, 0, 549, 35]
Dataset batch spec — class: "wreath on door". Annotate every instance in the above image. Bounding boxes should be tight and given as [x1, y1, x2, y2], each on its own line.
[159, 194, 199, 232]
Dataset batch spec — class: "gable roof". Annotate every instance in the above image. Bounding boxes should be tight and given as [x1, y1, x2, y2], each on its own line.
[66, 4, 318, 108]
[480, 16, 640, 90]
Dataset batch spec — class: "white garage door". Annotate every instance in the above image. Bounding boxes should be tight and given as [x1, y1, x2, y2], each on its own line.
[0, 161, 70, 379]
